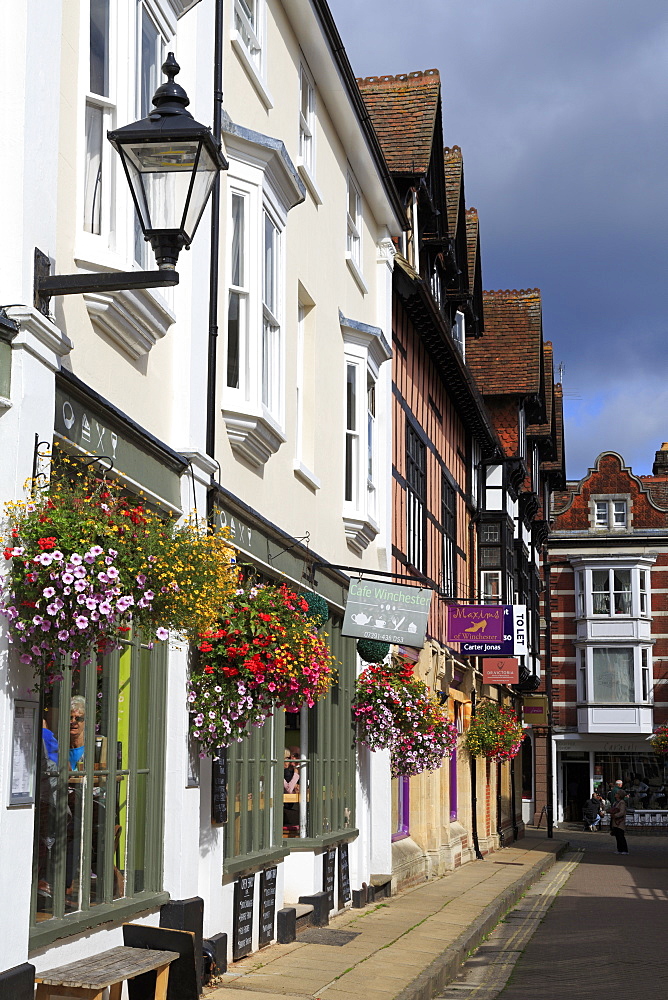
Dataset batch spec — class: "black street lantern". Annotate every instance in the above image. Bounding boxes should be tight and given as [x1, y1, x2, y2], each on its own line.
[108, 53, 228, 269]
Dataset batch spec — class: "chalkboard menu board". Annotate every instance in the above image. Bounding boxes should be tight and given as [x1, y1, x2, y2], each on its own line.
[233, 874, 255, 960]
[323, 846, 336, 912]
[338, 842, 351, 905]
[258, 866, 278, 947]
[211, 753, 228, 824]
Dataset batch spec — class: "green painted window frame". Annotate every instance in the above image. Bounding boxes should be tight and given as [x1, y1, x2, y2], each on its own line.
[29, 633, 167, 950]
[223, 711, 287, 873]
[300, 617, 357, 846]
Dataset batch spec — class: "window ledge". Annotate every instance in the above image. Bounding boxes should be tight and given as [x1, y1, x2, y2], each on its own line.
[231, 35, 274, 110]
[29, 890, 169, 952]
[294, 460, 321, 491]
[346, 254, 368, 295]
[298, 163, 323, 206]
[343, 512, 379, 555]
[223, 404, 286, 468]
[82, 283, 176, 360]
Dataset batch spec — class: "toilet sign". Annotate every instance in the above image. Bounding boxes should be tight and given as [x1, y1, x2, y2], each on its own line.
[342, 579, 433, 648]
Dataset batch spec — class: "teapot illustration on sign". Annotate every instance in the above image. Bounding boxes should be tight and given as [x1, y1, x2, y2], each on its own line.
[351, 612, 372, 626]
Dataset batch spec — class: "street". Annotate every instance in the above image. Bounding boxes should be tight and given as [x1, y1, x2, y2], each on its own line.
[439, 828, 668, 999]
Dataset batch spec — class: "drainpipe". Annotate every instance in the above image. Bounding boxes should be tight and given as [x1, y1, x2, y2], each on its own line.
[496, 760, 504, 848]
[205, 0, 225, 463]
[470, 688, 484, 860]
[544, 558, 554, 838]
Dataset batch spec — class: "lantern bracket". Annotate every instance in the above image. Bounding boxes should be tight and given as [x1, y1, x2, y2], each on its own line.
[34, 248, 178, 317]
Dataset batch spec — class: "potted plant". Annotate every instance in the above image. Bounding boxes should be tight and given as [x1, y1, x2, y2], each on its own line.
[0, 457, 237, 681]
[464, 700, 523, 761]
[649, 724, 668, 755]
[189, 581, 336, 755]
[352, 654, 457, 777]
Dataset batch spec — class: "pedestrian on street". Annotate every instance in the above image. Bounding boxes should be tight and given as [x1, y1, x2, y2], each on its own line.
[582, 791, 604, 831]
[607, 778, 624, 807]
[610, 789, 629, 855]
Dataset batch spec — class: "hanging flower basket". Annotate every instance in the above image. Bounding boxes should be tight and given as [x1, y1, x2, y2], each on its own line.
[0, 457, 237, 682]
[649, 724, 668, 755]
[352, 654, 457, 777]
[189, 581, 336, 755]
[299, 591, 329, 630]
[464, 701, 523, 761]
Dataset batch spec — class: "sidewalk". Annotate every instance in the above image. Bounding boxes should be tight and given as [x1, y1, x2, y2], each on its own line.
[206, 834, 567, 1000]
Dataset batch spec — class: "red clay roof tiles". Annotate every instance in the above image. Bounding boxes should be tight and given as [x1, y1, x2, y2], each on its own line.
[465, 207, 479, 295]
[357, 69, 441, 176]
[467, 289, 543, 396]
[443, 146, 463, 237]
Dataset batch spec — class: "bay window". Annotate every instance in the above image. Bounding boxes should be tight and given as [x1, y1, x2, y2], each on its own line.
[222, 123, 303, 466]
[340, 314, 390, 553]
[577, 645, 653, 706]
[574, 562, 652, 619]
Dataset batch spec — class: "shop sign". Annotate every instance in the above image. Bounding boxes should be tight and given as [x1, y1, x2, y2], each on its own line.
[447, 604, 506, 644]
[342, 578, 433, 647]
[323, 846, 337, 912]
[338, 843, 351, 904]
[55, 384, 183, 506]
[483, 657, 519, 685]
[522, 695, 549, 726]
[258, 866, 278, 948]
[233, 874, 255, 960]
[459, 605, 527, 656]
[9, 700, 39, 806]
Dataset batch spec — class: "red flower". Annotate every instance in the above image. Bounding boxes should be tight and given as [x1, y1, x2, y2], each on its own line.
[3, 548, 12, 560]
[37, 536, 57, 551]
[222, 665, 239, 677]
[258, 612, 272, 622]
[199, 641, 213, 653]
[203, 666, 214, 675]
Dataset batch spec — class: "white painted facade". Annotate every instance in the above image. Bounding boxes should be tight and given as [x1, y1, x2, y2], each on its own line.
[0, 0, 402, 983]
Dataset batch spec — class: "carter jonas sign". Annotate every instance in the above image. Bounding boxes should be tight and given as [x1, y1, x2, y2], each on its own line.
[342, 579, 433, 648]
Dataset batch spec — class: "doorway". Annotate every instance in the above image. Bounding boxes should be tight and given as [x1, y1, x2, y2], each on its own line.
[563, 761, 590, 823]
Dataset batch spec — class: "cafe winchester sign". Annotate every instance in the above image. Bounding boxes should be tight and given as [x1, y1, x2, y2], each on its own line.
[447, 605, 528, 656]
[342, 579, 433, 648]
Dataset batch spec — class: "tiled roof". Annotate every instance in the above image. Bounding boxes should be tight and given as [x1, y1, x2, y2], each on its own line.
[357, 69, 441, 175]
[443, 146, 463, 237]
[465, 208, 479, 295]
[541, 383, 566, 482]
[527, 340, 554, 436]
[467, 289, 543, 395]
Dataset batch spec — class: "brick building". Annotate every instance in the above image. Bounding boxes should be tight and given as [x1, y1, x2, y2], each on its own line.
[538, 449, 668, 828]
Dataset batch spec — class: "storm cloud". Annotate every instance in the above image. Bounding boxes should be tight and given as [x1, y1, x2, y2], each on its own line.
[328, 0, 668, 479]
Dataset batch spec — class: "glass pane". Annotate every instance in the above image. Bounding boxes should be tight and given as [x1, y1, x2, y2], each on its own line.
[84, 104, 103, 234]
[227, 292, 241, 389]
[264, 213, 277, 314]
[613, 501, 627, 526]
[123, 141, 216, 239]
[140, 7, 161, 118]
[65, 673, 88, 913]
[182, 145, 219, 240]
[231, 193, 245, 287]
[613, 570, 631, 614]
[346, 364, 356, 432]
[592, 648, 634, 703]
[89, 0, 110, 97]
[262, 320, 278, 411]
[591, 570, 610, 615]
[595, 501, 608, 526]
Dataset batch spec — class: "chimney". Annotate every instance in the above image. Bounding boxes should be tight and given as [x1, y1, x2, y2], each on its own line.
[652, 443, 668, 476]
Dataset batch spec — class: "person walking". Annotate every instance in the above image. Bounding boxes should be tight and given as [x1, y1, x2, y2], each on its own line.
[610, 789, 629, 855]
[582, 791, 604, 831]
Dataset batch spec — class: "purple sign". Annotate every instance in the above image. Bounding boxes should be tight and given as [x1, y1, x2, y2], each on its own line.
[447, 604, 511, 644]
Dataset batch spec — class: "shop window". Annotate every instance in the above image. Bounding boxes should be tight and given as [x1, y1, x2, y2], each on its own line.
[406, 423, 426, 574]
[32, 633, 167, 943]
[224, 715, 285, 870]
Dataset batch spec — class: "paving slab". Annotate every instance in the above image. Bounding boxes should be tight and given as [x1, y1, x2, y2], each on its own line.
[205, 834, 566, 1000]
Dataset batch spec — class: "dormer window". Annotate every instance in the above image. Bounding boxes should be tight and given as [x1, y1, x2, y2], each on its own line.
[592, 497, 629, 530]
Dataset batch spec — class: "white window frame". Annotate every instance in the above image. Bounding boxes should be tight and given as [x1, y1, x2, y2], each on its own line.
[340, 317, 390, 553]
[297, 61, 320, 203]
[591, 495, 629, 530]
[346, 170, 367, 293]
[517, 405, 526, 460]
[134, 1, 166, 267]
[451, 310, 465, 358]
[81, 0, 117, 247]
[575, 564, 651, 620]
[221, 126, 302, 468]
[577, 645, 653, 706]
[481, 570, 502, 604]
[231, 0, 273, 109]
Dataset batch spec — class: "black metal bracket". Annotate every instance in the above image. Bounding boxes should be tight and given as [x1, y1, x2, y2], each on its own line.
[34, 247, 179, 317]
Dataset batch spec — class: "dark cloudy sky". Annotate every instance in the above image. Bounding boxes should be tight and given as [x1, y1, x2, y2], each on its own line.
[328, 0, 668, 482]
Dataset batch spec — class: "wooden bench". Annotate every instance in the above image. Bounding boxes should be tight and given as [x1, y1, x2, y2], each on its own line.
[35, 945, 179, 1000]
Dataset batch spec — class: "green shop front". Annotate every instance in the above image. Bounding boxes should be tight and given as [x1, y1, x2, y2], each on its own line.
[210, 485, 357, 955]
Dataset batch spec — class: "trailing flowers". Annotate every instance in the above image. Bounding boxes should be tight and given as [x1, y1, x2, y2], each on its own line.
[352, 654, 458, 778]
[649, 724, 668, 756]
[464, 700, 523, 761]
[189, 582, 336, 755]
[0, 457, 237, 681]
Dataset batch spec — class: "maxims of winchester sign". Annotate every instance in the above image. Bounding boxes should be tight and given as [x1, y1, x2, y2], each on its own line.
[342, 579, 433, 648]
[446, 604, 528, 656]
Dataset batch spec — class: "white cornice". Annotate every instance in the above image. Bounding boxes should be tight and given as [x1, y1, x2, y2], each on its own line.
[6, 306, 72, 372]
[82, 285, 175, 360]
